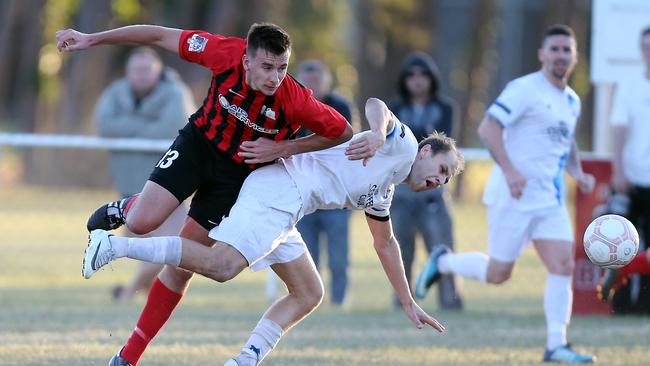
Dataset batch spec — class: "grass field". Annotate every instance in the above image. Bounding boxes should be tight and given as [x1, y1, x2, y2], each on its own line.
[1, 184, 649, 366]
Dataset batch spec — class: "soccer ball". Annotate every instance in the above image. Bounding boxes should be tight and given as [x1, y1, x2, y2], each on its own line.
[583, 214, 639, 269]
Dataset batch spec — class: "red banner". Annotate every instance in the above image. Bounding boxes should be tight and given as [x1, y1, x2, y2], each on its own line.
[572, 157, 612, 314]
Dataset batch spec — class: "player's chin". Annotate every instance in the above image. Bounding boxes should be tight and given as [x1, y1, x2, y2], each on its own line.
[553, 68, 568, 78]
[261, 86, 279, 95]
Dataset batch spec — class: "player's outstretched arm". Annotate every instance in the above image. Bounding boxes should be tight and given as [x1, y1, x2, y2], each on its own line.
[56, 25, 182, 54]
[345, 98, 391, 166]
[365, 216, 445, 333]
[238, 124, 353, 164]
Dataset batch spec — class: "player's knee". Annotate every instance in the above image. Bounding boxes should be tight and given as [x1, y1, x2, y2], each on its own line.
[551, 257, 575, 276]
[208, 263, 243, 283]
[297, 280, 324, 311]
[305, 287, 324, 310]
[126, 215, 160, 235]
[487, 269, 512, 284]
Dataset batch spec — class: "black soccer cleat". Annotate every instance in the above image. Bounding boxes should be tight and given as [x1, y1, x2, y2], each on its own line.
[86, 195, 135, 232]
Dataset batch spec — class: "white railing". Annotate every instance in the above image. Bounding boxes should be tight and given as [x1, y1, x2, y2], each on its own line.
[0, 132, 491, 159]
[0, 132, 172, 152]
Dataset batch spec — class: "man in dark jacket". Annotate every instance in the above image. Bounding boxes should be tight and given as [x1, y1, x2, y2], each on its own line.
[389, 51, 462, 310]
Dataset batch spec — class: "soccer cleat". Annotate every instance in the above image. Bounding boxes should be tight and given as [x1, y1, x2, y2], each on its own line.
[86, 195, 135, 232]
[543, 344, 595, 363]
[83, 229, 116, 279]
[414, 245, 450, 300]
[223, 360, 240, 366]
[108, 349, 133, 366]
[596, 268, 619, 302]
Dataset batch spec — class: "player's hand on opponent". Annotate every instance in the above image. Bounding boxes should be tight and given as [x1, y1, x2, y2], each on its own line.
[402, 301, 445, 333]
[577, 172, 596, 193]
[504, 168, 527, 198]
[344, 131, 385, 166]
[55, 29, 92, 52]
[239, 137, 287, 164]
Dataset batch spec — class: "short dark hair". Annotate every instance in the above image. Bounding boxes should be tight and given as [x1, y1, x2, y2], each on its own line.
[246, 22, 291, 56]
[641, 26, 650, 39]
[418, 131, 465, 176]
[541, 24, 576, 47]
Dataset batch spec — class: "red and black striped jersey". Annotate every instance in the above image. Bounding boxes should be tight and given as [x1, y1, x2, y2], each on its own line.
[178, 30, 347, 168]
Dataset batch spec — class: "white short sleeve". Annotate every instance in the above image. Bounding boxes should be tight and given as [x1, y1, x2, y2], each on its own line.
[610, 81, 630, 127]
[364, 185, 394, 218]
[486, 80, 530, 127]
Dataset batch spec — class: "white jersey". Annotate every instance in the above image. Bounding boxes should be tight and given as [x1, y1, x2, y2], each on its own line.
[282, 117, 418, 218]
[483, 71, 581, 211]
[610, 76, 650, 186]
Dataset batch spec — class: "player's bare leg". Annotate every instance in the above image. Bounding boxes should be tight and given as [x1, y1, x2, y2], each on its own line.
[415, 247, 509, 299]
[87, 180, 181, 234]
[111, 217, 215, 365]
[535, 239, 594, 363]
[125, 181, 182, 235]
[485, 259, 515, 284]
[229, 253, 323, 366]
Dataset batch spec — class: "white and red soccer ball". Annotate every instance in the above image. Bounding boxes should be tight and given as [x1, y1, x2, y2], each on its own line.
[583, 214, 639, 269]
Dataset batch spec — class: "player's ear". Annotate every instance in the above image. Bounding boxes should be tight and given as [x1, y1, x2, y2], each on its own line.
[418, 144, 431, 159]
[242, 54, 250, 71]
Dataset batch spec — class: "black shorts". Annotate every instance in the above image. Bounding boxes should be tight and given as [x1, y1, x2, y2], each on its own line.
[149, 123, 252, 231]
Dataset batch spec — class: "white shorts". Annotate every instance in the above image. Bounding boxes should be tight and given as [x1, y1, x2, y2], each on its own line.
[208, 164, 306, 272]
[487, 203, 573, 262]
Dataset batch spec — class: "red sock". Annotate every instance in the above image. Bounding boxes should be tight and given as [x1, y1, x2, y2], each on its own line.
[121, 278, 182, 365]
[620, 250, 650, 276]
[122, 193, 139, 218]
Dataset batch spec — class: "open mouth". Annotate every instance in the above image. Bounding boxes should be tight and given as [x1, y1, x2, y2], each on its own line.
[426, 180, 438, 189]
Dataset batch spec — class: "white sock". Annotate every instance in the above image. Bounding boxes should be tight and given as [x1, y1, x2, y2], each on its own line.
[114, 236, 183, 266]
[108, 236, 129, 258]
[438, 252, 488, 283]
[544, 274, 571, 350]
[235, 318, 285, 366]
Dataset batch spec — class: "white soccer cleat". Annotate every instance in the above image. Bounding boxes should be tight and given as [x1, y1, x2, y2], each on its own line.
[82, 229, 116, 279]
[223, 359, 239, 366]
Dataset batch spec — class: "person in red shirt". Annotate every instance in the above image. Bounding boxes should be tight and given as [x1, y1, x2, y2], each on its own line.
[56, 23, 354, 366]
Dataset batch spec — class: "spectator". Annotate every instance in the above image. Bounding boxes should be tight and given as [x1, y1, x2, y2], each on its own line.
[598, 25, 650, 314]
[388, 52, 462, 310]
[294, 60, 355, 306]
[95, 47, 194, 301]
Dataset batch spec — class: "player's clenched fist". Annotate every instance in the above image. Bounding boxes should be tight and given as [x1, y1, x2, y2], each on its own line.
[55, 29, 92, 52]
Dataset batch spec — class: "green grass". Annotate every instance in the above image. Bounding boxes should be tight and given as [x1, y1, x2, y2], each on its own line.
[1, 184, 649, 365]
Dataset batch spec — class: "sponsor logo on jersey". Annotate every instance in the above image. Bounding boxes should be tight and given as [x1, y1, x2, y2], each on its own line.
[218, 94, 279, 134]
[547, 121, 570, 143]
[383, 186, 393, 199]
[261, 105, 276, 120]
[357, 184, 379, 208]
[187, 34, 208, 52]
